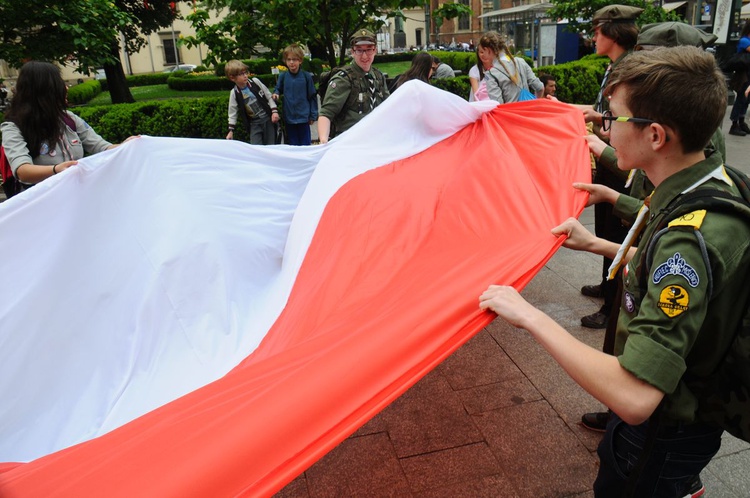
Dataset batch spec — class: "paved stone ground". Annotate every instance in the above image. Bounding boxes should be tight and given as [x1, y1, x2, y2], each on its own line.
[272, 109, 750, 497]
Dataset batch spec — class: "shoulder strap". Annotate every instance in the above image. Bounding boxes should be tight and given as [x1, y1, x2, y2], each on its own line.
[639, 178, 750, 301]
[62, 112, 76, 131]
[512, 58, 528, 90]
[247, 79, 273, 116]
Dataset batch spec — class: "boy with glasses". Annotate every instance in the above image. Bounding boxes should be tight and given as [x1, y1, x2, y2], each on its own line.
[225, 60, 280, 145]
[317, 29, 389, 143]
[480, 46, 747, 497]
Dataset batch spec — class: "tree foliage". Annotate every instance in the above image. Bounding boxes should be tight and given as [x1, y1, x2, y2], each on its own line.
[183, 0, 424, 68]
[0, 0, 178, 103]
[548, 0, 682, 34]
[432, 3, 473, 30]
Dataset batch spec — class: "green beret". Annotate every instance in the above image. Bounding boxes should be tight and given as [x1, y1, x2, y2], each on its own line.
[350, 29, 377, 46]
[637, 22, 717, 48]
[592, 4, 643, 27]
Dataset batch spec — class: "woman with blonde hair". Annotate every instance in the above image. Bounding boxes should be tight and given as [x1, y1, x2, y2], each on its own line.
[479, 31, 543, 104]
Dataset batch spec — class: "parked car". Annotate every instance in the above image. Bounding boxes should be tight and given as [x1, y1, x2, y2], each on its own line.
[162, 64, 197, 73]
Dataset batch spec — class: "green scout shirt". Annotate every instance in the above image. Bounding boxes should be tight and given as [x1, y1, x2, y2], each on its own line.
[615, 152, 750, 424]
[319, 63, 389, 135]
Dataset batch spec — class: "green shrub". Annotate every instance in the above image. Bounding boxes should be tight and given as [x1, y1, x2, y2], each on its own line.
[75, 97, 233, 142]
[67, 80, 102, 106]
[167, 73, 277, 92]
[536, 57, 608, 104]
[431, 75, 471, 99]
[100, 72, 171, 92]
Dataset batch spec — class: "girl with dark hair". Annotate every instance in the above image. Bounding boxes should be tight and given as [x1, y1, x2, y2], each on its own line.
[395, 52, 434, 89]
[1, 61, 134, 194]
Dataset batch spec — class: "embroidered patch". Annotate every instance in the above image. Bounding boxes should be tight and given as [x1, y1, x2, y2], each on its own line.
[623, 291, 635, 313]
[652, 252, 699, 287]
[329, 81, 337, 88]
[657, 285, 689, 318]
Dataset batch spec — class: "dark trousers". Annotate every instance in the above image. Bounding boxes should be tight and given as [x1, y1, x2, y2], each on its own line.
[285, 122, 312, 146]
[593, 166, 629, 315]
[594, 414, 722, 497]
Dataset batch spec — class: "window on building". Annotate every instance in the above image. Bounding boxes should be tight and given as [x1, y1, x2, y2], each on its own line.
[161, 35, 182, 65]
[458, 0, 470, 30]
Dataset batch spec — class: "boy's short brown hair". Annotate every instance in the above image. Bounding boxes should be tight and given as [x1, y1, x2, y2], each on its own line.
[224, 59, 248, 78]
[282, 44, 305, 62]
[605, 46, 726, 154]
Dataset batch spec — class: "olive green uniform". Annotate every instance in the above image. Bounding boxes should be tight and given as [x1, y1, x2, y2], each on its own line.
[319, 63, 389, 136]
[616, 152, 750, 424]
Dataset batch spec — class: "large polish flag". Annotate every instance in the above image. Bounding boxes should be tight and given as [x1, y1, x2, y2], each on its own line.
[0, 81, 589, 496]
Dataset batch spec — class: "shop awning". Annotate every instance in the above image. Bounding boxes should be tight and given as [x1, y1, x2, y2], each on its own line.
[479, 2, 554, 19]
[662, 1, 687, 12]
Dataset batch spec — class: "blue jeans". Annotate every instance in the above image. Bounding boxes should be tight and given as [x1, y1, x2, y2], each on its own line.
[730, 80, 750, 122]
[594, 414, 722, 497]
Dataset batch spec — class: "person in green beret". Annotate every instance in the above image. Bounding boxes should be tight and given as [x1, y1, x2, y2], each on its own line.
[317, 29, 389, 143]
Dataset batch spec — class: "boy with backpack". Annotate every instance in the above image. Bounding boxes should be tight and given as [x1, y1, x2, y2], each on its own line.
[272, 44, 318, 146]
[480, 46, 750, 497]
[225, 60, 279, 145]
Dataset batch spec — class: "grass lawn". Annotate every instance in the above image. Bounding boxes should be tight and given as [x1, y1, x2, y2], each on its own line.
[87, 84, 227, 106]
[373, 61, 411, 78]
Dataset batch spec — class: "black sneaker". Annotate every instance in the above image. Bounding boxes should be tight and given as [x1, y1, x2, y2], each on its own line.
[741, 120, 750, 134]
[581, 311, 608, 329]
[682, 475, 705, 498]
[581, 284, 604, 298]
[729, 122, 747, 136]
[581, 411, 610, 432]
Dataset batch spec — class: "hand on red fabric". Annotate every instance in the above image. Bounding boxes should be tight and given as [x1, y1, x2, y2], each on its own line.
[479, 285, 539, 329]
[551, 217, 597, 252]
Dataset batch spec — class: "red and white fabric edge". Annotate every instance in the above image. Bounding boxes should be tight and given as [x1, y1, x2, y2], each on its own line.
[0, 81, 590, 497]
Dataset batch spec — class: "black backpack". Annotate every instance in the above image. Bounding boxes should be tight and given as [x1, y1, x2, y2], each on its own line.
[637, 164, 750, 442]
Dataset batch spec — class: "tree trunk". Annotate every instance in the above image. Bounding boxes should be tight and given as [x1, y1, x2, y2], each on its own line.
[104, 45, 134, 104]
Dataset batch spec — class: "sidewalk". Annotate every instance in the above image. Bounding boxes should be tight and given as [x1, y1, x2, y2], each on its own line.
[274, 109, 750, 497]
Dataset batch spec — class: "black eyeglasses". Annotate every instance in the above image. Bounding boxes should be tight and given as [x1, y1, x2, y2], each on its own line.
[601, 110, 656, 132]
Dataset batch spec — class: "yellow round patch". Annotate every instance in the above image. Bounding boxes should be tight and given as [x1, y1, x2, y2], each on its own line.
[657, 285, 689, 318]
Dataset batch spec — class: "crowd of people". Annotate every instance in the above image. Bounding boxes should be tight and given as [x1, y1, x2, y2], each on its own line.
[3, 15, 749, 496]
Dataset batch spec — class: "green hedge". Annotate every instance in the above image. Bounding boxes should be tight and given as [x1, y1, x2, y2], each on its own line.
[214, 58, 328, 78]
[100, 72, 172, 92]
[167, 72, 278, 92]
[536, 56, 608, 104]
[67, 80, 103, 106]
[75, 97, 237, 142]
[431, 75, 471, 99]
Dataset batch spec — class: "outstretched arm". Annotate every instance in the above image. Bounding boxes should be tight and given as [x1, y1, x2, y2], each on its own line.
[478, 285, 664, 425]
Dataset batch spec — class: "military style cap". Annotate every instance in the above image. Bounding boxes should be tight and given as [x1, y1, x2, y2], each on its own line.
[350, 29, 377, 46]
[592, 4, 643, 28]
[637, 22, 717, 48]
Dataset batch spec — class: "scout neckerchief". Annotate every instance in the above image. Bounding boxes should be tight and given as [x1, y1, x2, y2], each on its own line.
[607, 195, 650, 280]
[366, 72, 377, 109]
